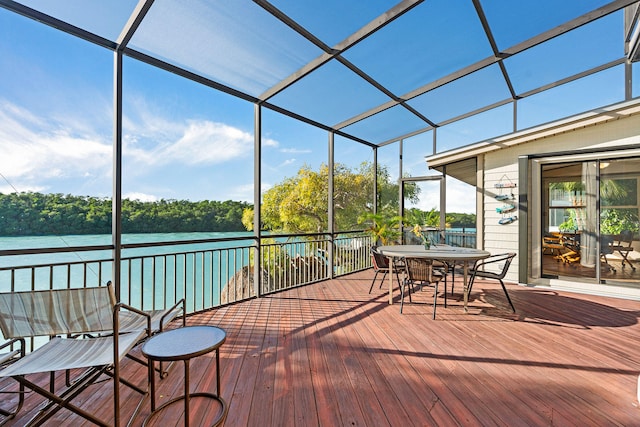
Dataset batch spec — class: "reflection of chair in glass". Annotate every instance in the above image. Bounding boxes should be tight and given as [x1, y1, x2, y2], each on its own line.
[467, 253, 516, 312]
[368, 246, 404, 293]
[542, 232, 565, 257]
[400, 257, 445, 318]
[600, 235, 616, 273]
[612, 230, 636, 271]
[557, 234, 580, 264]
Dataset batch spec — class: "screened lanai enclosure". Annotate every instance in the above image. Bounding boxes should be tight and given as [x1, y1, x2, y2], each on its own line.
[1, 0, 640, 312]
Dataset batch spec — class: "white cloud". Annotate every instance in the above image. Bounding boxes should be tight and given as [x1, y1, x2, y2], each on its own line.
[226, 183, 254, 203]
[0, 98, 280, 198]
[446, 179, 476, 214]
[122, 98, 279, 167]
[280, 158, 296, 167]
[157, 121, 254, 165]
[280, 147, 311, 154]
[263, 137, 279, 148]
[123, 192, 158, 202]
[406, 177, 476, 214]
[0, 100, 111, 192]
[0, 184, 44, 194]
[123, 96, 185, 144]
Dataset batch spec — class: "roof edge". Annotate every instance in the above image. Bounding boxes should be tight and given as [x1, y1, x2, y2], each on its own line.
[425, 98, 640, 168]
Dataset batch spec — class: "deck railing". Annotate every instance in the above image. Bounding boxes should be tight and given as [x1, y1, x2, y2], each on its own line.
[0, 227, 476, 347]
[1, 229, 486, 351]
[260, 231, 372, 295]
[0, 232, 373, 320]
[403, 228, 477, 248]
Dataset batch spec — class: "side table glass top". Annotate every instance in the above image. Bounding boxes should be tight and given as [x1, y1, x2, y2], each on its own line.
[142, 325, 226, 361]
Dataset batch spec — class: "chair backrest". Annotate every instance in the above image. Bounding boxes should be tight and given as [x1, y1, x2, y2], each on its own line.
[474, 253, 517, 279]
[404, 258, 439, 283]
[600, 235, 614, 255]
[619, 230, 634, 245]
[370, 246, 389, 270]
[0, 285, 116, 339]
[494, 253, 516, 279]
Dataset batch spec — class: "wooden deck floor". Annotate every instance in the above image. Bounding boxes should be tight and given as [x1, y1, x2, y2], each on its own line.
[4, 270, 640, 426]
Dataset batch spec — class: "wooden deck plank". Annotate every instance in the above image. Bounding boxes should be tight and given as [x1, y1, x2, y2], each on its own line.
[334, 276, 452, 426]
[318, 282, 396, 427]
[4, 269, 640, 426]
[270, 293, 294, 426]
[296, 283, 343, 427]
[376, 295, 498, 426]
[305, 283, 369, 426]
[225, 297, 273, 427]
[288, 289, 320, 426]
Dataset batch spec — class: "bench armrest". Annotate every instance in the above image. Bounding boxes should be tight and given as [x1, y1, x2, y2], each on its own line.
[113, 303, 152, 339]
[159, 298, 186, 331]
[0, 338, 25, 368]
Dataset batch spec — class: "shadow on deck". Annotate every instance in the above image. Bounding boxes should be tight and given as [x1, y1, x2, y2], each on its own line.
[4, 269, 640, 426]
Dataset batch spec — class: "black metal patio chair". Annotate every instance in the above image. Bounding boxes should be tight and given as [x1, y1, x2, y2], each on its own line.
[467, 252, 516, 312]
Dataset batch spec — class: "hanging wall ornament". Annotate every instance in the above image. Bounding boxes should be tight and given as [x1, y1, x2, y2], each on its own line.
[494, 175, 517, 225]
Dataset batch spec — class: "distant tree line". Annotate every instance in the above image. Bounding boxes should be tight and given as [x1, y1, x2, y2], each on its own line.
[0, 192, 251, 236]
[444, 212, 476, 228]
[405, 207, 476, 229]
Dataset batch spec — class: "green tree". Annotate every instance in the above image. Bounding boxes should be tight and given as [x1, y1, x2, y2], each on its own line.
[0, 192, 251, 236]
[244, 161, 413, 234]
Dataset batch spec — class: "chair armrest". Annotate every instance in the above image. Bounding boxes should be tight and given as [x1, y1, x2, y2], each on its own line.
[432, 260, 449, 273]
[472, 253, 513, 270]
[159, 298, 186, 330]
[113, 303, 152, 338]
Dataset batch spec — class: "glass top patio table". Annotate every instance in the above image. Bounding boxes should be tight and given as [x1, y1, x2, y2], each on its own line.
[377, 245, 491, 312]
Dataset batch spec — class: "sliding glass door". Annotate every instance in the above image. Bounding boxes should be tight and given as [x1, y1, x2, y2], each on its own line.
[540, 157, 640, 285]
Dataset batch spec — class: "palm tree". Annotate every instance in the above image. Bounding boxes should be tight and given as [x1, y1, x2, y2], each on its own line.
[359, 212, 404, 246]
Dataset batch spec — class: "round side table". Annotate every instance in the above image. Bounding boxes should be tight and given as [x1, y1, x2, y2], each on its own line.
[142, 326, 227, 427]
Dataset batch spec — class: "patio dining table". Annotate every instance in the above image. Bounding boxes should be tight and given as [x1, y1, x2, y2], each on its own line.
[377, 244, 491, 312]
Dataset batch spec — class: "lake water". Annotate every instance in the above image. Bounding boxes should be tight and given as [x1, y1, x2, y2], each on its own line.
[0, 232, 253, 310]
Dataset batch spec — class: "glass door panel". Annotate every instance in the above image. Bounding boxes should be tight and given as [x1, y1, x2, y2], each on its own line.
[599, 158, 640, 284]
[541, 162, 597, 280]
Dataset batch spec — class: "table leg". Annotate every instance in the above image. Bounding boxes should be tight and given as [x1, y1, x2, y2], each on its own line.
[184, 359, 190, 427]
[216, 348, 221, 395]
[463, 261, 469, 313]
[388, 256, 393, 305]
[149, 359, 156, 411]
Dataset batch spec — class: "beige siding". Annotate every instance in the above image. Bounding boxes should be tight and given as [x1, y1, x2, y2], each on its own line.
[482, 159, 520, 281]
[480, 112, 640, 284]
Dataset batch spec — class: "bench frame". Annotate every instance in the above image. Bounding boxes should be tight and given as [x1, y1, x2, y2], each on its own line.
[0, 284, 161, 427]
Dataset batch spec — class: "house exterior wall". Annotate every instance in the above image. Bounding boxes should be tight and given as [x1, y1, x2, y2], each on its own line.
[480, 112, 640, 286]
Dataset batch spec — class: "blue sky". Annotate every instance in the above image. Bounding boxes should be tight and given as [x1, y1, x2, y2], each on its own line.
[0, 1, 634, 215]
[0, 6, 334, 205]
